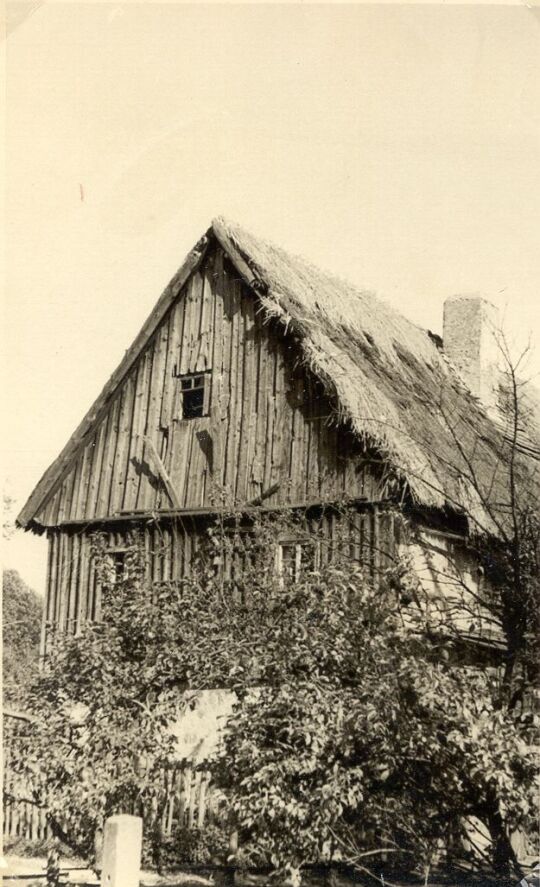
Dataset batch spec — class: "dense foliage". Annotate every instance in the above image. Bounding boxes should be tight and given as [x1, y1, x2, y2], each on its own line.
[213, 535, 538, 882]
[3, 568, 43, 705]
[18, 512, 538, 881]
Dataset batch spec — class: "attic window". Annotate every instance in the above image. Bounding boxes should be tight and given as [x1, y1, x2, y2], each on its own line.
[176, 372, 209, 419]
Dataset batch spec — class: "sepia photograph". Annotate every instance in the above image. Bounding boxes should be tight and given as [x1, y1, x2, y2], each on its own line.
[2, 2, 539, 885]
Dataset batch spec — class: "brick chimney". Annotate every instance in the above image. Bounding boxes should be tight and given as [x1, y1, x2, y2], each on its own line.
[443, 295, 500, 407]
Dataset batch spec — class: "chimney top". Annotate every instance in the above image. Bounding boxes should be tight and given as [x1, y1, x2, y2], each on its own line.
[443, 294, 500, 407]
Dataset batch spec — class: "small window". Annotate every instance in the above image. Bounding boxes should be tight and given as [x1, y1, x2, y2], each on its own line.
[107, 549, 127, 585]
[176, 372, 208, 419]
[276, 539, 317, 584]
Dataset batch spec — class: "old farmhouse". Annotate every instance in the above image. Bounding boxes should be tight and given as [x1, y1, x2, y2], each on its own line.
[16, 217, 533, 658]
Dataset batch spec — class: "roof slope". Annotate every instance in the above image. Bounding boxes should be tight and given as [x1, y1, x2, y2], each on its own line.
[18, 217, 532, 532]
[213, 218, 533, 532]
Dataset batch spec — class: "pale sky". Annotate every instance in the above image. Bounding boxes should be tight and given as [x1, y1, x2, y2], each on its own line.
[3, 1, 540, 595]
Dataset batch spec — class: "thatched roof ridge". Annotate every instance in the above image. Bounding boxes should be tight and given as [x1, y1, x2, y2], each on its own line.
[214, 217, 437, 368]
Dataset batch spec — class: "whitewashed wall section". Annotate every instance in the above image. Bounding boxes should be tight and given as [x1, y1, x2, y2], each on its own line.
[168, 689, 236, 763]
[404, 529, 499, 642]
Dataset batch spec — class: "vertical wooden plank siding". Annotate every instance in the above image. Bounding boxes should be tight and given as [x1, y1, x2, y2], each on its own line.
[76, 533, 89, 631]
[32, 242, 390, 529]
[122, 354, 151, 512]
[85, 419, 107, 517]
[42, 530, 56, 656]
[96, 395, 121, 518]
[67, 533, 80, 634]
[42, 506, 397, 645]
[32, 239, 399, 659]
[109, 371, 137, 515]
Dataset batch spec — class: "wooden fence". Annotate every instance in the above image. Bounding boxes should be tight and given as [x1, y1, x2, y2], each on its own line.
[3, 709, 48, 841]
[155, 763, 224, 833]
[3, 712, 224, 843]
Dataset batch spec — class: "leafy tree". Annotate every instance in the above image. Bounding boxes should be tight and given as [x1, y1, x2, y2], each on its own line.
[364, 337, 540, 880]
[3, 568, 42, 705]
[418, 341, 540, 710]
[209, 525, 538, 883]
[18, 513, 538, 881]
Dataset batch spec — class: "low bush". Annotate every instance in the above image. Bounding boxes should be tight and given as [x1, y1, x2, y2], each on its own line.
[146, 822, 231, 872]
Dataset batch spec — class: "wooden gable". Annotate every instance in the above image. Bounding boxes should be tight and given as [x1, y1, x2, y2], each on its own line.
[29, 240, 390, 529]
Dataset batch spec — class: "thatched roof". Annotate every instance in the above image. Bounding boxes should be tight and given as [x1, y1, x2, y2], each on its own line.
[213, 217, 537, 533]
[18, 216, 537, 533]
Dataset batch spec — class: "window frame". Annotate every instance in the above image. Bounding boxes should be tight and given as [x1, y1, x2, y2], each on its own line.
[275, 536, 319, 585]
[106, 547, 129, 585]
[173, 370, 211, 420]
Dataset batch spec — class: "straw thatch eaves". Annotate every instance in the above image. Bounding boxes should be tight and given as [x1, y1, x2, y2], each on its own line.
[17, 217, 536, 534]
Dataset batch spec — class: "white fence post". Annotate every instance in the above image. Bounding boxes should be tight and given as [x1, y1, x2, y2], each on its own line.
[100, 814, 142, 887]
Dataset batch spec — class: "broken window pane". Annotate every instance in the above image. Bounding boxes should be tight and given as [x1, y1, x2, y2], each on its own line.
[176, 372, 208, 419]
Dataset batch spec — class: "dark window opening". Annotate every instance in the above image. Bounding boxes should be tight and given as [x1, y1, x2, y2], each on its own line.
[177, 373, 208, 419]
[107, 549, 128, 585]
